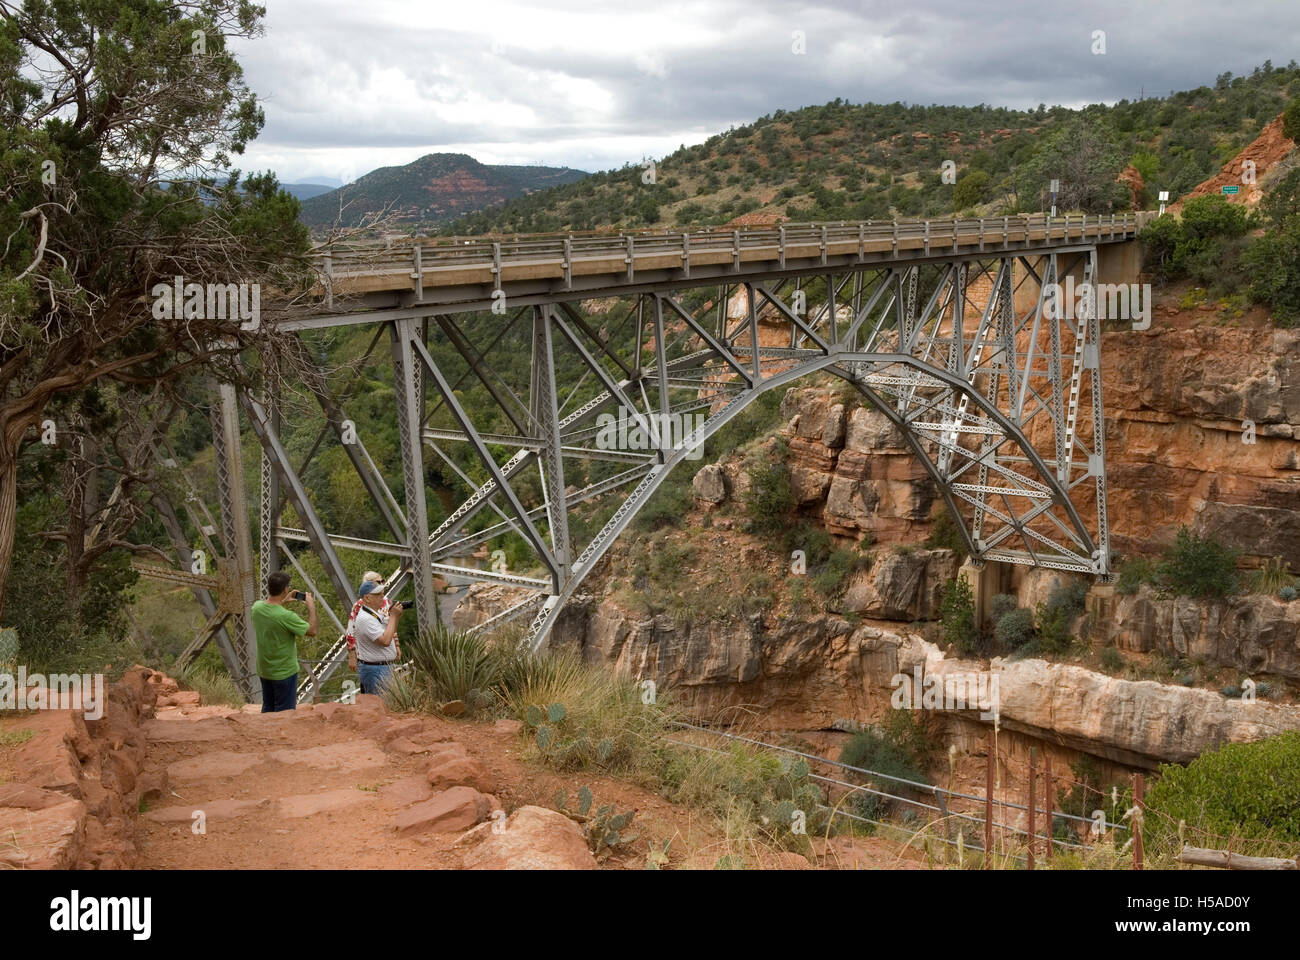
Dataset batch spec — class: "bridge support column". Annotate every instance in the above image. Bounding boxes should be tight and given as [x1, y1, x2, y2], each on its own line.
[212, 384, 260, 702]
[959, 558, 1011, 632]
[391, 318, 438, 631]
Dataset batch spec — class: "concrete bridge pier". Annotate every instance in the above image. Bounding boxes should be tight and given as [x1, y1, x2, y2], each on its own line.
[958, 558, 1013, 632]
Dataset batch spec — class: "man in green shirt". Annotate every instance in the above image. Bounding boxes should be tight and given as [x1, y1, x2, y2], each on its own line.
[250, 571, 319, 712]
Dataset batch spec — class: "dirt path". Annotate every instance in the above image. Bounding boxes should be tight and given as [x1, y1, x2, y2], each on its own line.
[135, 695, 919, 870]
[136, 696, 725, 870]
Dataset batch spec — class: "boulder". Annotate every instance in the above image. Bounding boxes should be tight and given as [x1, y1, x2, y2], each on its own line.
[456, 805, 596, 869]
[692, 463, 728, 504]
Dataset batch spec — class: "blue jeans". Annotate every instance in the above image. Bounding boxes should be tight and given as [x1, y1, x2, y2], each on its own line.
[260, 673, 298, 712]
[358, 662, 392, 697]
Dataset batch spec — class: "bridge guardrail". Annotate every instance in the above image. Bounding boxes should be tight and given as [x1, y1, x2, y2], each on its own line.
[310, 213, 1146, 292]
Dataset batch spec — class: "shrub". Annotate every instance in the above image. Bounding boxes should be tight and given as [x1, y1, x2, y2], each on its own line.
[994, 608, 1036, 651]
[1281, 586, 1298, 602]
[1043, 579, 1089, 618]
[744, 460, 796, 535]
[1116, 556, 1156, 595]
[838, 712, 933, 822]
[925, 511, 967, 559]
[1142, 195, 1252, 286]
[1035, 601, 1071, 655]
[940, 576, 981, 655]
[953, 169, 991, 210]
[1284, 96, 1300, 144]
[990, 594, 1018, 622]
[1244, 210, 1300, 325]
[1146, 732, 1300, 844]
[1156, 526, 1239, 599]
[813, 547, 860, 598]
[783, 521, 832, 568]
[1099, 646, 1124, 672]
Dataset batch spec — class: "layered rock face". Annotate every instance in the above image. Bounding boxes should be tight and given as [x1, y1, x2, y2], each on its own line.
[920, 642, 1300, 767]
[549, 593, 1300, 765]
[1102, 321, 1300, 561]
[1102, 585, 1300, 681]
[780, 389, 938, 541]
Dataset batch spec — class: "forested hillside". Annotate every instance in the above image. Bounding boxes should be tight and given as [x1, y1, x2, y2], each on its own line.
[444, 61, 1300, 235]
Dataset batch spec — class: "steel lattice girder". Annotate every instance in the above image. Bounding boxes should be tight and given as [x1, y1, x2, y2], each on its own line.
[194, 244, 1111, 697]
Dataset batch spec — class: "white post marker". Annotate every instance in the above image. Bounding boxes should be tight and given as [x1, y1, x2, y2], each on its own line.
[1049, 179, 1060, 218]
[1158, 190, 1169, 217]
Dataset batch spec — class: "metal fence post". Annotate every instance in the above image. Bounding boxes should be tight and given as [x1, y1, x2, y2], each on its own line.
[1028, 748, 1037, 870]
[1044, 754, 1054, 862]
[985, 730, 994, 868]
[1134, 774, 1145, 870]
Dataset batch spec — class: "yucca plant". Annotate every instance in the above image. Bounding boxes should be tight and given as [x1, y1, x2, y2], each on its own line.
[1249, 556, 1297, 595]
[403, 623, 499, 714]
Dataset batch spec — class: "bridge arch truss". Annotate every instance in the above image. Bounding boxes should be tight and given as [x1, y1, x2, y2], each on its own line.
[159, 219, 1131, 701]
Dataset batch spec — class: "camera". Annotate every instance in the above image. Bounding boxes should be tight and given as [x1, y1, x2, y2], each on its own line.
[398, 600, 414, 610]
[292, 591, 306, 601]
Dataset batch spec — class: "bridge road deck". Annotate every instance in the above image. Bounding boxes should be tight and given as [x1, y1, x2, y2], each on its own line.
[294, 213, 1149, 324]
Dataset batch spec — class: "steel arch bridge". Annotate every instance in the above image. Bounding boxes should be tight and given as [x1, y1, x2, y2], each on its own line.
[144, 214, 1147, 703]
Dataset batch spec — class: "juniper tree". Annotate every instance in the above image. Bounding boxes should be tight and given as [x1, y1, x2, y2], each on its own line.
[0, 0, 311, 617]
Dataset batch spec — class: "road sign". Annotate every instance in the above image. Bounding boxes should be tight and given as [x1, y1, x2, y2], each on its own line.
[1222, 185, 1240, 195]
[1158, 191, 1169, 202]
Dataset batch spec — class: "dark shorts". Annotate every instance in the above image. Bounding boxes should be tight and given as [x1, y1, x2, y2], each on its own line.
[260, 673, 298, 712]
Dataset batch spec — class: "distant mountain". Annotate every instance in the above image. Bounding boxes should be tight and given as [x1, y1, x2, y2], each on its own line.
[298, 153, 588, 228]
[281, 182, 337, 201]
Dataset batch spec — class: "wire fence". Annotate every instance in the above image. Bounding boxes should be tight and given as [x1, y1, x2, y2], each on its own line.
[666, 719, 1143, 868]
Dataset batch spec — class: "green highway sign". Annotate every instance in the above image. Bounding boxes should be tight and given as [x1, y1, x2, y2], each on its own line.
[1222, 185, 1240, 194]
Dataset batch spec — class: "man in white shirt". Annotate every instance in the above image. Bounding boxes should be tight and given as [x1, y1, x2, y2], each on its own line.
[352, 579, 404, 695]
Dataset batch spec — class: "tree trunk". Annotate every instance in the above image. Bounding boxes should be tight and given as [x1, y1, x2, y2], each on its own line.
[0, 446, 18, 621]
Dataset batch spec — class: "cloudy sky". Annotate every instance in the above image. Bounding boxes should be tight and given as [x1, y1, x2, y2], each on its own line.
[232, 0, 1300, 186]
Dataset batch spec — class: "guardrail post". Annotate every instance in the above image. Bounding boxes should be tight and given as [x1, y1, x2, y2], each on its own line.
[625, 235, 635, 282]
[820, 224, 828, 265]
[924, 220, 931, 256]
[410, 245, 424, 300]
[979, 218, 985, 252]
[491, 241, 502, 291]
[732, 229, 740, 271]
[892, 220, 899, 255]
[563, 236, 573, 289]
[779, 225, 787, 269]
[1002, 216, 1009, 250]
[682, 231, 690, 279]
[858, 222, 865, 261]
